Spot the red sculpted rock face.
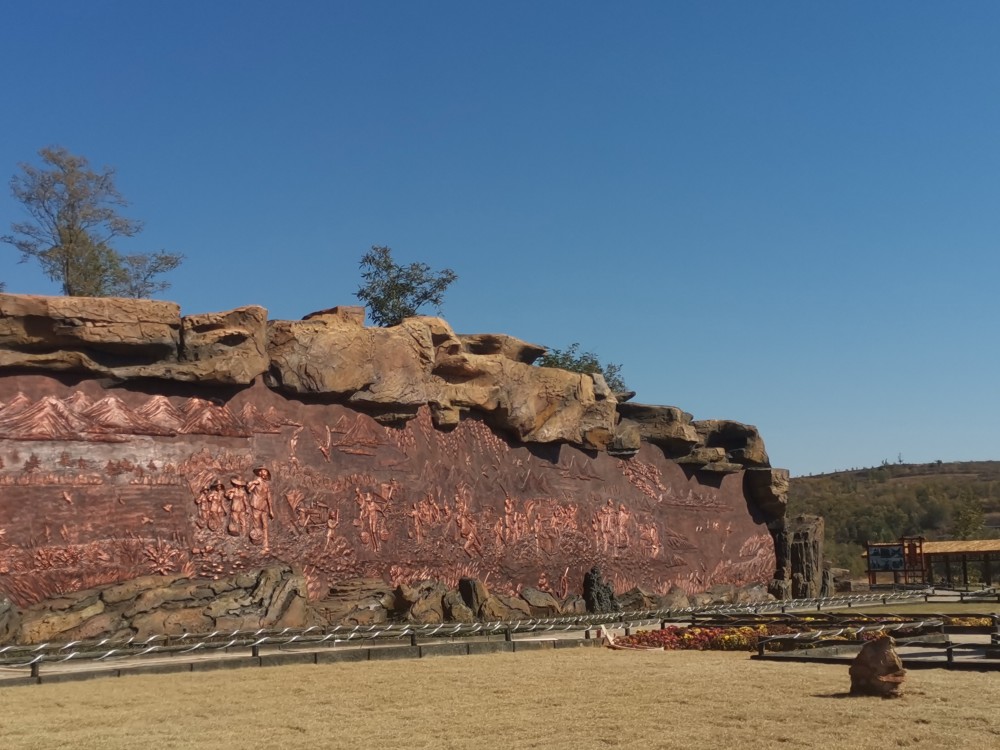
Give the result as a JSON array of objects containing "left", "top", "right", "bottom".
[{"left": 0, "top": 374, "right": 774, "bottom": 607}]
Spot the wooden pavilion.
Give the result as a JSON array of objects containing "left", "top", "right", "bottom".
[{"left": 865, "top": 536, "right": 1000, "bottom": 587}]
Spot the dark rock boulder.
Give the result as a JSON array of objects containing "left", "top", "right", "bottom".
[
  {"left": 693, "top": 420, "right": 770, "bottom": 468},
  {"left": 520, "top": 587, "right": 562, "bottom": 617},
  {"left": 560, "top": 595, "right": 588, "bottom": 616},
  {"left": 744, "top": 468, "right": 789, "bottom": 523},
  {"left": 443, "top": 590, "right": 476, "bottom": 623},
  {"left": 659, "top": 587, "right": 691, "bottom": 611},
  {"left": 316, "top": 577, "right": 396, "bottom": 625},
  {"left": 789, "top": 515, "right": 824, "bottom": 599},
  {"left": 583, "top": 566, "right": 620, "bottom": 613},
  {"left": 458, "top": 577, "right": 490, "bottom": 615},
  {"left": 398, "top": 580, "right": 449, "bottom": 624},
  {"left": 478, "top": 593, "right": 532, "bottom": 622},
  {"left": 0, "top": 597, "right": 22, "bottom": 645},
  {"left": 615, "top": 403, "right": 700, "bottom": 457},
  {"left": 12, "top": 565, "right": 312, "bottom": 644},
  {"left": 617, "top": 587, "right": 659, "bottom": 612}
]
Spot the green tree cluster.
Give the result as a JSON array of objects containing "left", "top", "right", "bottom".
[
  {"left": 788, "top": 460, "right": 999, "bottom": 572},
  {"left": 355, "top": 245, "right": 457, "bottom": 327},
  {"left": 537, "top": 343, "right": 628, "bottom": 393},
  {"left": 3, "top": 147, "right": 183, "bottom": 298}
]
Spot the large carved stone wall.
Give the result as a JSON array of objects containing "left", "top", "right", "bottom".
[{"left": 0, "top": 294, "right": 787, "bottom": 610}]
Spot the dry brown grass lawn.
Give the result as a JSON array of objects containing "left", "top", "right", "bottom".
[{"left": 1, "top": 648, "right": 998, "bottom": 749}]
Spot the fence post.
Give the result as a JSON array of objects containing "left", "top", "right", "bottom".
[
  {"left": 251, "top": 644, "right": 260, "bottom": 658},
  {"left": 504, "top": 627, "right": 513, "bottom": 643},
  {"left": 30, "top": 662, "right": 39, "bottom": 679},
  {"left": 409, "top": 632, "right": 418, "bottom": 647},
  {"left": 946, "top": 644, "right": 954, "bottom": 666}
]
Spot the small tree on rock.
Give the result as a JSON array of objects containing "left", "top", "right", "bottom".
[
  {"left": 2, "top": 146, "right": 183, "bottom": 298},
  {"left": 537, "top": 342, "right": 628, "bottom": 393},
  {"left": 356, "top": 245, "right": 457, "bottom": 326}
]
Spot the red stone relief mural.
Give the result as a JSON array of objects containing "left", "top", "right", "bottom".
[{"left": 0, "top": 373, "right": 774, "bottom": 607}]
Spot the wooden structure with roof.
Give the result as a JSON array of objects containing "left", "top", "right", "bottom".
[
  {"left": 921, "top": 539, "right": 1000, "bottom": 587},
  {"left": 866, "top": 536, "right": 1000, "bottom": 586}
]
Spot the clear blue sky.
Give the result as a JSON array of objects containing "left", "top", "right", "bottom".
[{"left": 1, "top": 1, "right": 998, "bottom": 477}]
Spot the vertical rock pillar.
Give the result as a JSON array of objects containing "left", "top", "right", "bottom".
[{"left": 789, "top": 515, "right": 825, "bottom": 599}]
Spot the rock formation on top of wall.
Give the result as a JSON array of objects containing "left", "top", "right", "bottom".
[{"left": 0, "top": 293, "right": 792, "bottom": 634}]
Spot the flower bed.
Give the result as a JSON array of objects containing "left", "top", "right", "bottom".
[{"left": 613, "top": 623, "right": 930, "bottom": 652}]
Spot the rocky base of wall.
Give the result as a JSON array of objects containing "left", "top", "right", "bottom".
[
  {"left": 2, "top": 566, "right": 312, "bottom": 644},
  {"left": 0, "top": 568, "right": 774, "bottom": 646}
]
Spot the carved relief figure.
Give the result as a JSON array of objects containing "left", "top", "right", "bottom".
[
  {"left": 205, "top": 480, "right": 226, "bottom": 532},
  {"left": 194, "top": 484, "right": 211, "bottom": 528},
  {"left": 354, "top": 487, "right": 389, "bottom": 552},
  {"left": 247, "top": 467, "right": 274, "bottom": 549},
  {"left": 453, "top": 483, "right": 482, "bottom": 558},
  {"left": 225, "top": 476, "right": 249, "bottom": 537}
]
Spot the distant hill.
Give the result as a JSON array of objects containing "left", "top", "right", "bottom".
[{"left": 788, "top": 460, "right": 1000, "bottom": 574}]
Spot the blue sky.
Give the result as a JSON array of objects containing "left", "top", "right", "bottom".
[{"left": 1, "top": 1, "right": 998, "bottom": 477}]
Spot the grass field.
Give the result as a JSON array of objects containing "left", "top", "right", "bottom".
[{"left": 1, "top": 647, "right": 997, "bottom": 749}]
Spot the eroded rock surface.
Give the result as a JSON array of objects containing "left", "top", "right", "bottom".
[
  {"left": 849, "top": 635, "right": 907, "bottom": 697},
  {"left": 9, "top": 565, "right": 310, "bottom": 644}
]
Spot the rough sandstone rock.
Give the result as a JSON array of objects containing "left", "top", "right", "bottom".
[
  {"left": 435, "top": 349, "right": 618, "bottom": 449},
  {"left": 458, "top": 578, "right": 490, "bottom": 615},
  {"left": 478, "top": 593, "right": 532, "bottom": 621},
  {"left": 17, "top": 599, "right": 106, "bottom": 644},
  {"left": 607, "top": 418, "right": 641, "bottom": 457},
  {"left": 0, "top": 294, "right": 781, "bottom": 463},
  {"left": 744, "top": 468, "right": 790, "bottom": 523},
  {"left": 442, "top": 590, "right": 476, "bottom": 623},
  {"left": 693, "top": 420, "right": 770, "bottom": 468},
  {"left": 0, "top": 293, "right": 180, "bottom": 369},
  {"left": 0, "top": 294, "right": 270, "bottom": 385},
  {"left": 849, "top": 635, "right": 907, "bottom": 697},
  {"left": 11, "top": 565, "right": 310, "bottom": 644},
  {"left": 560, "top": 595, "right": 588, "bottom": 616},
  {"left": 315, "top": 577, "right": 396, "bottom": 625},
  {"left": 0, "top": 597, "right": 22, "bottom": 645},
  {"left": 173, "top": 305, "right": 269, "bottom": 383},
  {"left": 659, "top": 587, "right": 691, "bottom": 611},
  {"left": 405, "top": 581, "right": 449, "bottom": 624},
  {"left": 617, "top": 587, "right": 659, "bottom": 611},
  {"left": 457, "top": 333, "right": 546, "bottom": 364},
  {"left": 789, "top": 515, "right": 825, "bottom": 599},
  {"left": 519, "top": 587, "right": 562, "bottom": 617},
  {"left": 266, "top": 315, "right": 436, "bottom": 411},
  {"left": 614, "top": 402, "right": 700, "bottom": 457}
]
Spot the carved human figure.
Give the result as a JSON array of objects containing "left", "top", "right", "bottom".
[
  {"left": 225, "top": 476, "right": 249, "bottom": 537},
  {"left": 247, "top": 467, "right": 274, "bottom": 549},
  {"left": 324, "top": 508, "right": 340, "bottom": 550},
  {"left": 616, "top": 503, "right": 631, "bottom": 549},
  {"left": 354, "top": 488, "right": 388, "bottom": 552},
  {"left": 205, "top": 480, "right": 226, "bottom": 532},
  {"left": 454, "top": 484, "right": 482, "bottom": 558},
  {"left": 194, "top": 485, "right": 211, "bottom": 528}
]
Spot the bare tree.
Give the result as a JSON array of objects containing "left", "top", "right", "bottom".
[{"left": 2, "top": 146, "right": 183, "bottom": 297}]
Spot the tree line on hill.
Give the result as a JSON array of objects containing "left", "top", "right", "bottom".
[{"left": 788, "top": 460, "right": 999, "bottom": 574}]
